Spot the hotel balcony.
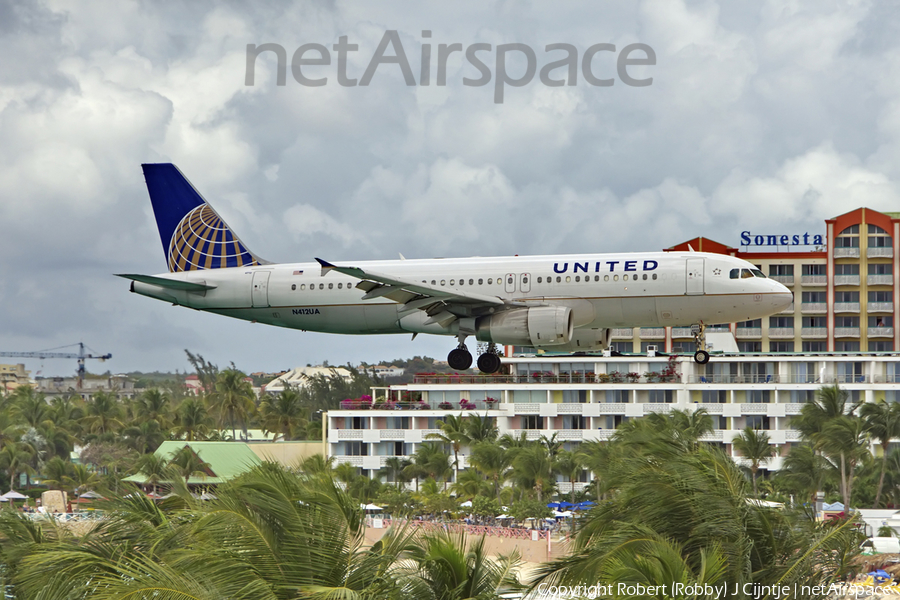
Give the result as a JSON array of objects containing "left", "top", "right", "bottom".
[
  {"left": 834, "top": 247, "right": 861, "bottom": 258},
  {"left": 611, "top": 328, "right": 633, "bottom": 338},
  {"left": 834, "top": 275, "right": 861, "bottom": 286},
  {"left": 800, "top": 327, "right": 828, "bottom": 339},
  {"left": 868, "top": 275, "right": 894, "bottom": 286},
  {"left": 735, "top": 327, "right": 762, "bottom": 339},
  {"left": 640, "top": 327, "right": 666, "bottom": 340},
  {"left": 800, "top": 275, "right": 827, "bottom": 286},
  {"left": 869, "top": 302, "right": 894, "bottom": 313},
  {"left": 834, "top": 302, "right": 860, "bottom": 313},
  {"left": 801, "top": 302, "right": 827, "bottom": 314},
  {"left": 770, "top": 275, "right": 794, "bottom": 286},
  {"left": 868, "top": 327, "right": 895, "bottom": 338},
  {"left": 672, "top": 327, "right": 693, "bottom": 338},
  {"left": 768, "top": 327, "right": 795, "bottom": 339},
  {"left": 834, "top": 327, "right": 861, "bottom": 338},
  {"left": 868, "top": 247, "right": 894, "bottom": 258}
]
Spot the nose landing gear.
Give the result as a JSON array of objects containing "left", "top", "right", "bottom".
[{"left": 691, "top": 323, "right": 710, "bottom": 364}]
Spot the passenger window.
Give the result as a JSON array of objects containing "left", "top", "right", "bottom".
[
  {"left": 450, "top": 280, "right": 455, "bottom": 286},
  {"left": 633, "top": 274, "right": 638, "bottom": 281},
  {"left": 319, "top": 284, "right": 324, "bottom": 290},
  {"left": 300, "top": 284, "right": 306, "bottom": 290},
  {"left": 487, "top": 278, "right": 492, "bottom": 284},
  {"left": 537, "top": 277, "right": 542, "bottom": 283},
  {"left": 556, "top": 276, "right": 561, "bottom": 283},
  {"left": 441, "top": 280, "right": 446, "bottom": 286},
  {"left": 595, "top": 275, "right": 600, "bottom": 282},
  {"left": 604, "top": 275, "right": 609, "bottom": 282},
  {"left": 614, "top": 275, "right": 619, "bottom": 281},
  {"left": 337, "top": 283, "right": 342, "bottom": 289},
  {"left": 291, "top": 284, "right": 296, "bottom": 291},
  {"left": 652, "top": 274, "right": 657, "bottom": 280},
  {"left": 523, "top": 276, "right": 529, "bottom": 284},
  {"left": 566, "top": 276, "right": 571, "bottom": 283},
  {"left": 642, "top": 274, "right": 647, "bottom": 280},
  {"left": 469, "top": 279, "right": 473, "bottom": 285},
  {"left": 730, "top": 269, "right": 740, "bottom": 279},
  {"left": 478, "top": 278, "right": 483, "bottom": 285},
  {"left": 575, "top": 276, "right": 580, "bottom": 282},
  {"left": 328, "top": 283, "right": 333, "bottom": 289},
  {"left": 507, "top": 277, "right": 513, "bottom": 284}
]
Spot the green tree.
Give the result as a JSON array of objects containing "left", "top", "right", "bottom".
[
  {"left": 208, "top": 369, "right": 256, "bottom": 441},
  {"left": 818, "top": 416, "right": 869, "bottom": 509},
  {"left": 511, "top": 443, "right": 553, "bottom": 502},
  {"left": 81, "top": 390, "right": 124, "bottom": 437},
  {"left": 426, "top": 414, "right": 471, "bottom": 482},
  {"left": 731, "top": 426, "right": 778, "bottom": 496},
  {"left": 554, "top": 449, "right": 585, "bottom": 504},
  {"left": 258, "top": 386, "right": 307, "bottom": 441},
  {"left": 175, "top": 396, "right": 212, "bottom": 441},
  {"left": 860, "top": 399, "right": 900, "bottom": 507}
]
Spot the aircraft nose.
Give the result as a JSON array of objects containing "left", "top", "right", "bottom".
[{"left": 771, "top": 281, "right": 793, "bottom": 310}]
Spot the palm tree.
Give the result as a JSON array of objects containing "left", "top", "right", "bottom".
[
  {"left": 732, "top": 426, "right": 778, "bottom": 496},
  {"left": 467, "top": 441, "right": 512, "bottom": 499},
  {"left": 169, "top": 445, "right": 212, "bottom": 487},
  {"left": 379, "top": 456, "right": 412, "bottom": 490},
  {"left": 794, "top": 384, "right": 854, "bottom": 444},
  {"left": 554, "top": 449, "right": 584, "bottom": 504},
  {"left": 450, "top": 468, "right": 488, "bottom": 500},
  {"left": 779, "top": 443, "right": 834, "bottom": 503},
  {"left": 258, "top": 386, "right": 307, "bottom": 441},
  {"left": 412, "top": 443, "right": 452, "bottom": 490},
  {"left": 208, "top": 369, "right": 256, "bottom": 440},
  {"left": 81, "top": 390, "right": 124, "bottom": 437},
  {"left": 818, "top": 416, "right": 869, "bottom": 508},
  {"left": 465, "top": 413, "right": 498, "bottom": 443},
  {"left": 860, "top": 399, "right": 900, "bottom": 507},
  {"left": 511, "top": 443, "right": 553, "bottom": 502},
  {"left": 175, "top": 397, "right": 212, "bottom": 441},
  {"left": 132, "top": 389, "right": 172, "bottom": 429},
  {"left": 426, "top": 414, "right": 470, "bottom": 483},
  {"left": 63, "top": 463, "right": 102, "bottom": 496},
  {"left": 0, "top": 442, "right": 33, "bottom": 491},
  {"left": 135, "top": 452, "right": 170, "bottom": 495}
]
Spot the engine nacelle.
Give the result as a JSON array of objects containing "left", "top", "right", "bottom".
[
  {"left": 545, "top": 328, "right": 611, "bottom": 352},
  {"left": 476, "top": 306, "right": 573, "bottom": 347}
]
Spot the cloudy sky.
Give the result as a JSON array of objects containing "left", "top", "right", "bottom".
[{"left": 2, "top": 0, "right": 899, "bottom": 377}]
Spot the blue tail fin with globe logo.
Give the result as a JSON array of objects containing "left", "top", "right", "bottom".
[{"left": 141, "top": 163, "right": 266, "bottom": 272}]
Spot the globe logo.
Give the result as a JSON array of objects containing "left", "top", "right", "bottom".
[{"left": 167, "top": 205, "right": 258, "bottom": 272}]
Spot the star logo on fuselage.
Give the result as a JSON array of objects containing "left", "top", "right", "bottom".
[{"left": 712, "top": 268, "right": 722, "bottom": 276}]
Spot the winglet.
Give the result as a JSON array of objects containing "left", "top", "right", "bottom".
[{"left": 315, "top": 257, "right": 336, "bottom": 277}]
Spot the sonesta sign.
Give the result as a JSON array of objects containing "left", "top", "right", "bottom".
[{"left": 740, "top": 231, "right": 824, "bottom": 248}]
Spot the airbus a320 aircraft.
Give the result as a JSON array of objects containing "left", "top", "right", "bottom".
[{"left": 119, "top": 164, "right": 792, "bottom": 372}]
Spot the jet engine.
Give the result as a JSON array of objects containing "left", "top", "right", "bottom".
[
  {"left": 476, "top": 306, "right": 573, "bottom": 347},
  {"left": 547, "top": 327, "right": 612, "bottom": 352}
]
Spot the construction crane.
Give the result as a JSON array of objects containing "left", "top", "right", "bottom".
[{"left": 0, "top": 342, "right": 112, "bottom": 389}]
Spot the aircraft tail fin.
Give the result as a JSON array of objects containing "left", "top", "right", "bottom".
[{"left": 141, "top": 163, "right": 267, "bottom": 272}]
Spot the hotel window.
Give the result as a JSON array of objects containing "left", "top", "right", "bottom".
[
  {"left": 738, "top": 319, "right": 762, "bottom": 328},
  {"left": 835, "top": 316, "right": 860, "bottom": 327},
  {"left": 790, "top": 390, "right": 817, "bottom": 403},
  {"left": 868, "top": 224, "right": 892, "bottom": 247},
  {"left": 802, "top": 291, "right": 826, "bottom": 303},
  {"left": 610, "top": 341, "right": 631, "bottom": 353},
  {"left": 648, "top": 389, "right": 674, "bottom": 403},
  {"left": 748, "top": 389, "right": 771, "bottom": 403},
  {"left": 702, "top": 390, "right": 727, "bottom": 403},
  {"left": 870, "top": 291, "right": 892, "bottom": 303},
  {"left": 674, "top": 341, "right": 697, "bottom": 353},
  {"left": 869, "top": 316, "right": 893, "bottom": 327},
  {"left": 802, "top": 341, "right": 826, "bottom": 352},
  {"left": 869, "top": 263, "right": 892, "bottom": 275},
  {"left": 562, "top": 390, "right": 588, "bottom": 403},
  {"left": 745, "top": 415, "right": 770, "bottom": 429},
  {"left": 769, "top": 264, "right": 793, "bottom": 277},
  {"left": 870, "top": 341, "right": 894, "bottom": 352},
  {"left": 835, "top": 341, "right": 860, "bottom": 351},
  {"left": 802, "top": 316, "right": 826, "bottom": 328},
  {"left": 769, "top": 316, "right": 794, "bottom": 328},
  {"left": 523, "top": 415, "right": 544, "bottom": 430},
  {"left": 835, "top": 225, "right": 860, "bottom": 247},
  {"left": 738, "top": 342, "right": 762, "bottom": 352},
  {"left": 834, "top": 291, "right": 860, "bottom": 303},
  {"left": 834, "top": 264, "right": 859, "bottom": 275},
  {"left": 802, "top": 264, "right": 826, "bottom": 276},
  {"left": 605, "top": 390, "right": 630, "bottom": 403},
  {"left": 769, "top": 341, "right": 794, "bottom": 353},
  {"left": 562, "top": 415, "right": 587, "bottom": 429}
]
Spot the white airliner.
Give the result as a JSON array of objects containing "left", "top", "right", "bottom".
[{"left": 119, "top": 164, "right": 792, "bottom": 372}]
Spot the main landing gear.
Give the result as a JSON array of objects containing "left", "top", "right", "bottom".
[
  {"left": 691, "top": 322, "right": 710, "bottom": 364},
  {"left": 446, "top": 337, "right": 502, "bottom": 374}
]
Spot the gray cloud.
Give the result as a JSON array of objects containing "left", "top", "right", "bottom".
[{"left": 2, "top": 0, "right": 900, "bottom": 376}]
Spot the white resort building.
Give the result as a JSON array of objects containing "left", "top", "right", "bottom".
[{"left": 327, "top": 351, "right": 900, "bottom": 492}]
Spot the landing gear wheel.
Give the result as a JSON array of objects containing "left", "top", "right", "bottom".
[
  {"left": 477, "top": 352, "right": 502, "bottom": 374},
  {"left": 448, "top": 348, "right": 473, "bottom": 370},
  {"left": 694, "top": 350, "right": 710, "bottom": 364}
]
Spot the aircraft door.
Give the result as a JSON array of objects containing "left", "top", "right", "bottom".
[
  {"left": 520, "top": 273, "right": 531, "bottom": 293},
  {"left": 251, "top": 270, "right": 271, "bottom": 307},
  {"left": 686, "top": 258, "right": 704, "bottom": 295},
  {"left": 505, "top": 273, "right": 516, "bottom": 293}
]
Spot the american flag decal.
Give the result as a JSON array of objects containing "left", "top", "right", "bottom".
[{"left": 293, "top": 270, "right": 304, "bottom": 275}]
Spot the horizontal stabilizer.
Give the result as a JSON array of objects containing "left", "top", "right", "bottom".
[{"left": 115, "top": 274, "right": 216, "bottom": 292}]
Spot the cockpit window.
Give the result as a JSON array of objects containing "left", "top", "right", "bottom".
[
  {"left": 730, "top": 269, "right": 740, "bottom": 279},
  {"left": 751, "top": 269, "right": 765, "bottom": 278},
  {"left": 741, "top": 269, "right": 754, "bottom": 279}
]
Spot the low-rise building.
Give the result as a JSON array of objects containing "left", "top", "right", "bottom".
[
  {"left": 35, "top": 374, "right": 136, "bottom": 400},
  {"left": 327, "top": 351, "right": 900, "bottom": 492},
  {"left": 1, "top": 363, "right": 32, "bottom": 393}
]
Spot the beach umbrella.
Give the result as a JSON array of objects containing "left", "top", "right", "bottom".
[
  {"left": 546, "top": 502, "right": 561, "bottom": 509},
  {"left": 574, "top": 501, "right": 595, "bottom": 510},
  {"left": 460, "top": 500, "right": 473, "bottom": 507},
  {"left": 361, "top": 503, "right": 383, "bottom": 511},
  {"left": 558, "top": 501, "right": 575, "bottom": 508},
  {"left": 1, "top": 491, "right": 27, "bottom": 500},
  {"left": 78, "top": 490, "right": 104, "bottom": 500}
]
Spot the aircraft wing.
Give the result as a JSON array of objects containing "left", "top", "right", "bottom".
[{"left": 315, "top": 258, "right": 529, "bottom": 321}]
